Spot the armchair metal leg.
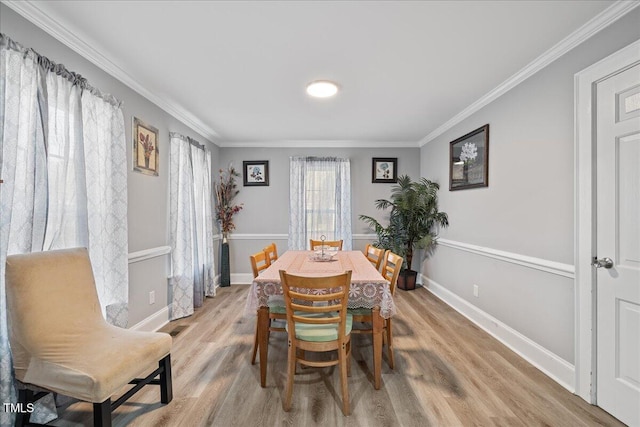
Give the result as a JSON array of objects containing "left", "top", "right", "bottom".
[
  {"left": 159, "top": 355, "right": 173, "bottom": 404},
  {"left": 93, "top": 399, "right": 111, "bottom": 427},
  {"left": 15, "top": 389, "right": 32, "bottom": 427}
]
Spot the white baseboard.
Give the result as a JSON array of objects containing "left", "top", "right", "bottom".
[
  {"left": 422, "top": 275, "right": 575, "bottom": 393},
  {"left": 231, "top": 273, "right": 253, "bottom": 285},
  {"left": 129, "top": 306, "right": 169, "bottom": 332}
]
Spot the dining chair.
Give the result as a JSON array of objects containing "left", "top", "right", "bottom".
[
  {"left": 263, "top": 242, "right": 278, "bottom": 264},
  {"left": 5, "top": 248, "right": 172, "bottom": 427},
  {"left": 250, "top": 250, "right": 286, "bottom": 365},
  {"left": 364, "top": 243, "right": 385, "bottom": 270},
  {"left": 309, "top": 239, "right": 343, "bottom": 251},
  {"left": 279, "top": 269, "right": 353, "bottom": 416},
  {"left": 349, "top": 250, "right": 403, "bottom": 369}
]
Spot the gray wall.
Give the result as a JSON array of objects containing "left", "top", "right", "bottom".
[
  {"left": 218, "top": 147, "right": 420, "bottom": 280},
  {"left": 1, "top": 5, "right": 221, "bottom": 327},
  {"left": 419, "top": 9, "right": 640, "bottom": 363}
]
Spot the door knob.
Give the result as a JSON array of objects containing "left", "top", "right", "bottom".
[{"left": 592, "top": 257, "right": 614, "bottom": 269}]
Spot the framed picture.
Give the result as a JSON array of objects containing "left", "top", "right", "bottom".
[
  {"left": 243, "top": 160, "right": 269, "bottom": 186},
  {"left": 372, "top": 158, "right": 398, "bottom": 183},
  {"left": 133, "top": 117, "right": 159, "bottom": 176},
  {"left": 449, "top": 124, "right": 489, "bottom": 191}
]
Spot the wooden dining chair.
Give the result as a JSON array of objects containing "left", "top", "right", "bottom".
[
  {"left": 364, "top": 243, "right": 385, "bottom": 270},
  {"left": 279, "top": 269, "right": 353, "bottom": 415},
  {"left": 309, "top": 239, "right": 343, "bottom": 251},
  {"left": 263, "top": 242, "right": 278, "bottom": 264},
  {"left": 349, "top": 250, "right": 403, "bottom": 369},
  {"left": 249, "top": 250, "right": 286, "bottom": 365}
]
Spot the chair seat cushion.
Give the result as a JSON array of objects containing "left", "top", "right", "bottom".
[
  {"left": 268, "top": 301, "right": 287, "bottom": 314},
  {"left": 347, "top": 307, "right": 373, "bottom": 316},
  {"left": 19, "top": 324, "right": 171, "bottom": 403},
  {"left": 286, "top": 312, "right": 353, "bottom": 342}
]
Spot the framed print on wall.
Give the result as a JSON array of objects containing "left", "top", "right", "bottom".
[
  {"left": 133, "top": 117, "right": 159, "bottom": 176},
  {"left": 449, "top": 124, "right": 489, "bottom": 191},
  {"left": 243, "top": 160, "right": 269, "bottom": 186},
  {"left": 372, "top": 158, "right": 398, "bottom": 183}
]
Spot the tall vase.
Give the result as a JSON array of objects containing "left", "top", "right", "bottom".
[{"left": 220, "top": 234, "right": 231, "bottom": 287}]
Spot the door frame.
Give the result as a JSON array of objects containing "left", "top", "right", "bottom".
[{"left": 574, "top": 39, "right": 640, "bottom": 403}]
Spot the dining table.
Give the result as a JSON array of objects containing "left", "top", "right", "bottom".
[{"left": 244, "top": 250, "right": 396, "bottom": 390}]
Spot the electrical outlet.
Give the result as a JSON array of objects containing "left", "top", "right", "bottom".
[
  {"left": 473, "top": 285, "right": 479, "bottom": 297},
  {"left": 149, "top": 290, "right": 155, "bottom": 305}
]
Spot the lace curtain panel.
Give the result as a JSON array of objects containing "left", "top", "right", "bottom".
[
  {"left": 0, "top": 34, "right": 128, "bottom": 425},
  {"left": 288, "top": 156, "right": 353, "bottom": 250},
  {"left": 169, "top": 134, "right": 215, "bottom": 321}
]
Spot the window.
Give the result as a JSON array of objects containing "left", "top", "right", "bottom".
[{"left": 289, "top": 157, "right": 352, "bottom": 250}]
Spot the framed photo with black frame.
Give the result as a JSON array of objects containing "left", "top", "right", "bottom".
[
  {"left": 449, "top": 124, "right": 489, "bottom": 191},
  {"left": 372, "top": 157, "right": 398, "bottom": 183},
  {"left": 243, "top": 160, "right": 269, "bottom": 186}
]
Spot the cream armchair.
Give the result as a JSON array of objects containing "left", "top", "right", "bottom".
[{"left": 5, "top": 248, "right": 173, "bottom": 427}]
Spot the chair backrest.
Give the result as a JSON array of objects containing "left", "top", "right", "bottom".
[
  {"left": 381, "top": 251, "right": 403, "bottom": 295},
  {"left": 263, "top": 242, "right": 278, "bottom": 264},
  {"left": 279, "top": 270, "right": 352, "bottom": 341},
  {"left": 364, "top": 244, "right": 385, "bottom": 270},
  {"left": 250, "top": 250, "right": 271, "bottom": 278},
  {"left": 5, "top": 248, "right": 106, "bottom": 373},
  {"left": 310, "top": 239, "right": 343, "bottom": 251}
]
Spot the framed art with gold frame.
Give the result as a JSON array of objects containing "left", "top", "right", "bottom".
[{"left": 133, "top": 117, "right": 159, "bottom": 176}]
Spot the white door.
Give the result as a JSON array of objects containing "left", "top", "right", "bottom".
[{"left": 596, "top": 62, "right": 640, "bottom": 426}]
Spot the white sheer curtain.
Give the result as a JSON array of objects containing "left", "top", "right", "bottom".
[
  {"left": 0, "top": 37, "right": 46, "bottom": 427},
  {"left": 288, "top": 157, "right": 352, "bottom": 250},
  {"left": 81, "top": 88, "right": 129, "bottom": 325},
  {"left": 0, "top": 34, "right": 129, "bottom": 425},
  {"left": 169, "top": 133, "right": 215, "bottom": 320}
]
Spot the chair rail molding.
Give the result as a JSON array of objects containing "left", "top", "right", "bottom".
[
  {"left": 437, "top": 239, "right": 574, "bottom": 279},
  {"left": 128, "top": 246, "right": 172, "bottom": 264},
  {"left": 225, "top": 233, "right": 377, "bottom": 241}
]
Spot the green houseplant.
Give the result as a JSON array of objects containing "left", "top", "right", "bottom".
[{"left": 360, "top": 175, "right": 449, "bottom": 290}]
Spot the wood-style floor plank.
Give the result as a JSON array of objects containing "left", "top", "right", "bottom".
[{"left": 48, "top": 286, "right": 623, "bottom": 426}]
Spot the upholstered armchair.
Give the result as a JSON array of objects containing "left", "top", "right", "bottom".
[{"left": 5, "top": 248, "right": 173, "bottom": 427}]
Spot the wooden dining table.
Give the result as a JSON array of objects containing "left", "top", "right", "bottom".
[{"left": 244, "top": 250, "right": 396, "bottom": 390}]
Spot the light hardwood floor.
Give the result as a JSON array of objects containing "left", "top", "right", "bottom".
[{"left": 50, "top": 286, "right": 623, "bottom": 426}]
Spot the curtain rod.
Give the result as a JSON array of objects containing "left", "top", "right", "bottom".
[
  {"left": 169, "top": 132, "right": 204, "bottom": 150},
  {"left": 0, "top": 32, "right": 123, "bottom": 108}
]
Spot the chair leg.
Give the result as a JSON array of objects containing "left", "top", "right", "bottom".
[
  {"left": 159, "top": 355, "right": 173, "bottom": 403},
  {"left": 339, "top": 341, "right": 350, "bottom": 416},
  {"left": 251, "top": 319, "right": 259, "bottom": 365},
  {"left": 15, "top": 389, "right": 32, "bottom": 427},
  {"left": 386, "top": 319, "right": 395, "bottom": 369},
  {"left": 346, "top": 340, "right": 352, "bottom": 377},
  {"left": 93, "top": 399, "right": 111, "bottom": 427},
  {"left": 283, "top": 339, "right": 296, "bottom": 412}
]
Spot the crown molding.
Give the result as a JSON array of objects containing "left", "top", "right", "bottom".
[
  {"left": 418, "top": 0, "right": 640, "bottom": 147},
  {"left": 216, "top": 139, "right": 419, "bottom": 148},
  {"left": 2, "top": 0, "right": 222, "bottom": 143}
]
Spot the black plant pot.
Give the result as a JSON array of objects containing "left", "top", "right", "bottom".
[
  {"left": 220, "top": 238, "right": 231, "bottom": 287},
  {"left": 397, "top": 269, "right": 417, "bottom": 291}
]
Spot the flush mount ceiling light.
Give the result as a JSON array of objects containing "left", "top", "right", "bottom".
[{"left": 306, "top": 80, "right": 339, "bottom": 98}]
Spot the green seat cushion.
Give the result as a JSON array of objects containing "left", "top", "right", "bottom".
[
  {"left": 286, "top": 312, "right": 353, "bottom": 342},
  {"left": 347, "top": 307, "right": 373, "bottom": 316},
  {"left": 267, "top": 301, "right": 286, "bottom": 314}
]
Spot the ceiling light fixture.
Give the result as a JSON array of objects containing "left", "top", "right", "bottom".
[{"left": 306, "top": 80, "right": 339, "bottom": 98}]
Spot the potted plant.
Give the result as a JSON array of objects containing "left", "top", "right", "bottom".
[
  {"left": 360, "top": 175, "right": 449, "bottom": 290},
  {"left": 215, "top": 164, "right": 243, "bottom": 287}
]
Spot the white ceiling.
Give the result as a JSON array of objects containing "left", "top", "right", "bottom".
[{"left": 6, "top": 1, "right": 624, "bottom": 146}]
